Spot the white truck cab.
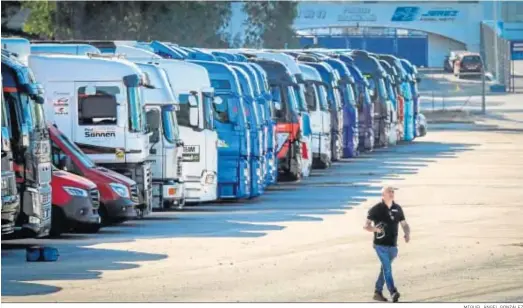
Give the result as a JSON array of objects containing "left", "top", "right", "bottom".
[
  {"left": 298, "top": 63, "right": 332, "bottom": 168},
  {"left": 134, "top": 63, "right": 186, "bottom": 210},
  {"left": 163, "top": 60, "right": 218, "bottom": 203},
  {"left": 116, "top": 45, "right": 218, "bottom": 203},
  {"left": 30, "top": 43, "right": 101, "bottom": 56},
  {"left": 28, "top": 53, "right": 154, "bottom": 216}
]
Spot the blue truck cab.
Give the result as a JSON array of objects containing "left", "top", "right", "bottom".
[
  {"left": 323, "top": 58, "right": 359, "bottom": 158},
  {"left": 250, "top": 58, "right": 302, "bottom": 181},
  {"left": 377, "top": 55, "right": 414, "bottom": 142},
  {"left": 378, "top": 60, "right": 400, "bottom": 145},
  {"left": 297, "top": 59, "right": 344, "bottom": 162},
  {"left": 188, "top": 60, "right": 251, "bottom": 200},
  {"left": 338, "top": 55, "right": 375, "bottom": 152},
  {"left": 399, "top": 59, "right": 422, "bottom": 138},
  {"left": 230, "top": 62, "right": 272, "bottom": 188},
  {"left": 350, "top": 51, "right": 394, "bottom": 148},
  {"left": 246, "top": 62, "right": 278, "bottom": 186},
  {"left": 229, "top": 65, "right": 264, "bottom": 198}
]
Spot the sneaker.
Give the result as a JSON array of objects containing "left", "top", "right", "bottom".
[
  {"left": 392, "top": 291, "right": 401, "bottom": 303},
  {"left": 373, "top": 291, "right": 388, "bottom": 302}
]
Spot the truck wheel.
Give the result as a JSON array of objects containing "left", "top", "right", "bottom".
[
  {"left": 98, "top": 205, "right": 110, "bottom": 226},
  {"left": 49, "top": 206, "right": 66, "bottom": 238}
]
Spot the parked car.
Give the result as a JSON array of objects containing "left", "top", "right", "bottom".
[{"left": 454, "top": 52, "right": 483, "bottom": 79}]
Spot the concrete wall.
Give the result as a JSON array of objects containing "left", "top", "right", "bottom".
[{"left": 428, "top": 33, "right": 467, "bottom": 68}]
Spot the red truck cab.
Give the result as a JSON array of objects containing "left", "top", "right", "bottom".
[
  {"left": 51, "top": 167, "right": 100, "bottom": 236},
  {"left": 48, "top": 124, "right": 139, "bottom": 224}
]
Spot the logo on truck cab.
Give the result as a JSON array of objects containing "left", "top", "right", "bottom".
[
  {"left": 84, "top": 128, "right": 116, "bottom": 138},
  {"left": 182, "top": 145, "right": 200, "bottom": 162}
]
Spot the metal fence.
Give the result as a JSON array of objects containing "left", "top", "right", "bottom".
[{"left": 480, "top": 22, "right": 512, "bottom": 91}]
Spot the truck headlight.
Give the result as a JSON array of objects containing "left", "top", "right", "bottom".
[
  {"left": 63, "top": 186, "right": 88, "bottom": 197},
  {"left": 205, "top": 174, "right": 215, "bottom": 185},
  {"left": 110, "top": 183, "right": 130, "bottom": 198}
]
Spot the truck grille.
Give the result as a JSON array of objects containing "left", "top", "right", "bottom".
[
  {"left": 130, "top": 184, "right": 140, "bottom": 203},
  {"left": 144, "top": 164, "right": 153, "bottom": 208},
  {"left": 1, "top": 172, "right": 16, "bottom": 197},
  {"left": 176, "top": 159, "right": 183, "bottom": 178},
  {"left": 89, "top": 189, "right": 100, "bottom": 209}
]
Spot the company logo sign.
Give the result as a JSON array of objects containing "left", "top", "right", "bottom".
[
  {"left": 338, "top": 7, "right": 377, "bottom": 22},
  {"left": 391, "top": 7, "right": 420, "bottom": 22},
  {"left": 391, "top": 7, "right": 459, "bottom": 22},
  {"left": 420, "top": 8, "right": 459, "bottom": 21}
]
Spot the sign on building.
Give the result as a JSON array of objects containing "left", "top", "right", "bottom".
[{"left": 510, "top": 41, "right": 523, "bottom": 60}]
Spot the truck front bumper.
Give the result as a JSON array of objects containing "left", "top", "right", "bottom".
[
  {"left": 152, "top": 180, "right": 185, "bottom": 209},
  {"left": 59, "top": 196, "right": 101, "bottom": 227},
  {"left": 2, "top": 195, "right": 19, "bottom": 234}
]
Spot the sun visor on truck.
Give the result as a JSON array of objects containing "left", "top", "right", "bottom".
[{"left": 79, "top": 95, "right": 117, "bottom": 119}]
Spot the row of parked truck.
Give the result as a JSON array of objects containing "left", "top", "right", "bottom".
[{"left": 1, "top": 38, "right": 427, "bottom": 238}]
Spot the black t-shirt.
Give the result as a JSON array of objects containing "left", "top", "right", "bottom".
[{"left": 367, "top": 201, "right": 406, "bottom": 247}]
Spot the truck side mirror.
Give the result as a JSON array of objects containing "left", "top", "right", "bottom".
[
  {"left": 188, "top": 95, "right": 198, "bottom": 107},
  {"left": 273, "top": 101, "right": 282, "bottom": 111},
  {"left": 213, "top": 96, "right": 223, "bottom": 105},
  {"left": 189, "top": 106, "right": 199, "bottom": 128}
]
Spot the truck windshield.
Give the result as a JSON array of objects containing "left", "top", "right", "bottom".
[
  {"left": 341, "top": 83, "right": 357, "bottom": 107},
  {"left": 294, "top": 84, "right": 308, "bottom": 112},
  {"left": 377, "top": 78, "right": 388, "bottom": 100},
  {"left": 317, "top": 85, "right": 329, "bottom": 112},
  {"left": 401, "top": 82, "right": 412, "bottom": 100},
  {"left": 270, "top": 85, "right": 287, "bottom": 122},
  {"left": 202, "top": 92, "right": 215, "bottom": 130},
  {"left": 213, "top": 93, "right": 232, "bottom": 124},
  {"left": 286, "top": 86, "right": 299, "bottom": 113},
  {"left": 386, "top": 81, "right": 396, "bottom": 104},
  {"left": 57, "top": 131, "right": 96, "bottom": 168},
  {"left": 176, "top": 93, "right": 196, "bottom": 127},
  {"left": 9, "top": 91, "right": 46, "bottom": 134},
  {"left": 161, "top": 106, "right": 180, "bottom": 143},
  {"left": 127, "top": 86, "right": 146, "bottom": 133},
  {"left": 304, "top": 83, "right": 318, "bottom": 111}
]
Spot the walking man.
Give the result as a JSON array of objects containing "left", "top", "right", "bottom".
[{"left": 364, "top": 185, "right": 410, "bottom": 302}]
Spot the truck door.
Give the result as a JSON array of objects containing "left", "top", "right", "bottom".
[
  {"left": 73, "top": 82, "right": 126, "bottom": 162},
  {"left": 145, "top": 106, "right": 164, "bottom": 181}
]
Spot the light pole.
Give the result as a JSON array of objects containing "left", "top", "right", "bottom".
[{"left": 494, "top": 0, "right": 500, "bottom": 82}]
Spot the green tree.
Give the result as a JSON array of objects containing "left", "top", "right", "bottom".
[
  {"left": 242, "top": 1, "right": 299, "bottom": 49},
  {"left": 20, "top": 1, "right": 232, "bottom": 46}
]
